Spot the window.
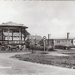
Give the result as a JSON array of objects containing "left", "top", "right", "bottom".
[{"left": 57, "top": 40, "right": 60, "bottom": 43}]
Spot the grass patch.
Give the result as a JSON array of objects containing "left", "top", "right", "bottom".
[
  {"left": 62, "top": 53, "right": 75, "bottom": 55},
  {"left": 12, "top": 52, "right": 75, "bottom": 69}
]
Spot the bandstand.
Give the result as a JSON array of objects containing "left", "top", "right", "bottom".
[{"left": 0, "top": 21, "right": 29, "bottom": 50}]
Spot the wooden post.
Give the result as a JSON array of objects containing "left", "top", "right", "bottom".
[
  {"left": 2, "top": 29, "right": 3, "bottom": 45},
  {"left": 24, "top": 28, "right": 25, "bottom": 50},
  {"left": 8, "top": 27, "right": 9, "bottom": 50},
  {"left": 24, "top": 28, "right": 25, "bottom": 41},
  {"left": 19, "top": 28, "right": 21, "bottom": 49},
  {"left": 21, "top": 28, "right": 22, "bottom": 41},
  {"left": 2, "top": 29, "right": 3, "bottom": 41},
  {"left": 12, "top": 31, "right": 13, "bottom": 41},
  {"left": 21, "top": 28, "right": 22, "bottom": 50}
]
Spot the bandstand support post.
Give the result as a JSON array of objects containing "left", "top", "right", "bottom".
[
  {"left": 8, "top": 27, "right": 9, "bottom": 50},
  {"left": 21, "top": 28, "right": 22, "bottom": 41},
  {"left": 21, "top": 28, "right": 22, "bottom": 50},
  {"left": 2, "top": 29, "right": 3, "bottom": 45},
  {"left": 12, "top": 31, "right": 13, "bottom": 41},
  {"left": 24, "top": 28, "right": 26, "bottom": 50},
  {"left": 19, "top": 28, "right": 21, "bottom": 50},
  {"left": 24, "top": 28, "right": 25, "bottom": 41}
]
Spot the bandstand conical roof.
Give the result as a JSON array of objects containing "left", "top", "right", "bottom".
[{"left": 0, "top": 21, "right": 28, "bottom": 28}]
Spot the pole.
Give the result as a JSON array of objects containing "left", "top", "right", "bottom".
[
  {"left": 19, "top": 28, "right": 21, "bottom": 50},
  {"left": 43, "top": 36, "right": 46, "bottom": 51},
  {"left": 24, "top": 28, "right": 25, "bottom": 50},
  {"left": 12, "top": 31, "right": 13, "bottom": 41},
  {"left": 21, "top": 28, "right": 22, "bottom": 41},
  {"left": 2, "top": 29, "right": 3, "bottom": 45},
  {"left": 44, "top": 40, "right": 45, "bottom": 51},
  {"left": 8, "top": 27, "right": 9, "bottom": 50}
]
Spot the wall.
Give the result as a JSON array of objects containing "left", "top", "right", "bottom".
[{"left": 54, "top": 39, "right": 73, "bottom": 46}]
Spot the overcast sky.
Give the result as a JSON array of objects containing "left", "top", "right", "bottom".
[{"left": 0, "top": 1, "right": 75, "bottom": 38}]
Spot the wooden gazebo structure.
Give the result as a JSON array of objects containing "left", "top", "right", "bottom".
[{"left": 0, "top": 21, "right": 29, "bottom": 49}]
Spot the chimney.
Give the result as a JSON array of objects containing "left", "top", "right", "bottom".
[
  {"left": 48, "top": 34, "right": 51, "bottom": 45},
  {"left": 67, "top": 32, "right": 69, "bottom": 39},
  {"left": 48, "top": 34, "right": 51, "bottom": 39}
]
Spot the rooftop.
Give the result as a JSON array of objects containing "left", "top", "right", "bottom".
[{"left": 0, "top": 21, "right": 28, "bottom": 28}]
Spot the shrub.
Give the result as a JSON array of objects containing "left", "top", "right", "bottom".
[
  {"left": 40, "top": 51, "right": 49, "bottom": 54},
  {"left": 15, "top": 55, "right": 21, "bottom": 58},
  {"left": 46, "top": 45, "right": 53, "bottom": 51}
]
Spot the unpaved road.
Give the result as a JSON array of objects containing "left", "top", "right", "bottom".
[{"left": 0, "top": 52, "right": 75, "bottom": 75}]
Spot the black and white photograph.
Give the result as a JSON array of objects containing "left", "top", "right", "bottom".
[{"left": 0, "top": 0, "right": 75, "bottom": 75}]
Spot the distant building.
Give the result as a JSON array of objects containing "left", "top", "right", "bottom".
[{"left": 46, "top": 39, "right": 73, "bottom": 46}]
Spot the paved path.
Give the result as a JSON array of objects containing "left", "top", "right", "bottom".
[{"left": 0, "top": 52, "right": 75, "bottom": 75}]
